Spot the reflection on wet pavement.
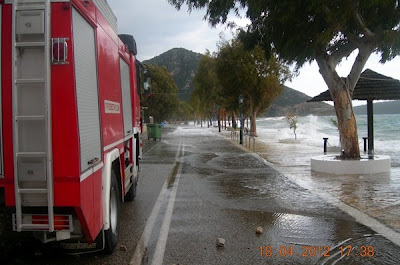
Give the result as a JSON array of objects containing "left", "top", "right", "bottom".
[
  {"left": 219, "top": 126, "right": 400, "bottom": 236},
  {"left": 165, "top": 126, "right": 400, "bottom": 264}
]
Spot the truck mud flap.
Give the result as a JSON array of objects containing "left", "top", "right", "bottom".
[{"left": 50, "top": 230, "right": 105, "bottom": 255}]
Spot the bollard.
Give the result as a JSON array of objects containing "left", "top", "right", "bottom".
[
  {"left": 323, "top": 138, "right": 329, "bottom": 153},
  {"left": 363, "top": 137, "right": 368, "bottom": 152}
]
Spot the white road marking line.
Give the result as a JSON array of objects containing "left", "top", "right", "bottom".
[
  {"left": 130, "top": 142, "right": 182, "bottom": 265},
  {"left": 151, "top": 145, "right": 184, "bottom": 265},
  {"left": 251, "top": 153, "right": 400, "bottom": 247}
]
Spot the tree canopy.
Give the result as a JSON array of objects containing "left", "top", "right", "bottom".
[
  {"left": 191, "top": 51, "right": 222, "bottom": 124},
  {"left": 216, "top": 39, "right": 290, "bottom": 136},
  {"left": 169, "top": 0, "right": 400, "bottom": 158},
  {"left": 142, "top": 65, "right": 180, "bottom": 123},
  {"left": 190, "top": 38, "right": 290, "bottom": 135},
  {"left": 169, "top": 1, "right": 400, "bottom": 65}
]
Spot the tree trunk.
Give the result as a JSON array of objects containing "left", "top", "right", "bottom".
[
  {"left": 332, "top": 86, "right": 360, "bottom": 159},
  {"left": 224, "top": 111, "right": 227, "bottom": 130},
  {"left": 218, "top": 109, "right": 221, "bottom": 133},
  {"left": 232, "top": 111, "right": 237, "bottom": 129},
  {"left": 316, "top": 49, "right": 372, "bottom": 160},
  {"left": 250, "top": 110, "right": 258, "bottom": 137}
]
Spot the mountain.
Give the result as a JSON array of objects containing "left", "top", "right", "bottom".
[
  {"left": 353, "top": 100, "right": 400, "bottom": 115},
  {"left": 265, "top": 86, "right": 335, "bottom": 117},
  {"left": 143, "top": 48, "right": 201, "bottom": 102},
  {"left": 145, "top": 48, "right": 335, "bottom": 116}
]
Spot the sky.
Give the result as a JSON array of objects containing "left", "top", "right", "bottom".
[{"left": 108, "top": 0, "right": 400, "bottom": 104}]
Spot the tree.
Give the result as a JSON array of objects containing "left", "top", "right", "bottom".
[
  {"left": 216, "top": 38, "right": 290, "bottom": 136},
  {"left": 284, "top": 113, "right": 298, "bottom": 140},
  {"left": 191, "top": 52, "right": 222, "bottom": 127},
  {"left": 172, "top": 101, "right": 193, "bottom": 124},
  {"left": 142, "top": 65, "right": 180, "bottom": 123},
  {"left": 168, "top": 0, "right": 400, "bottom": 159}
]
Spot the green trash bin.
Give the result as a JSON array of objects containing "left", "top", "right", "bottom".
[{"left": 147, "top": 124, "right": 162, "bottom": 140}]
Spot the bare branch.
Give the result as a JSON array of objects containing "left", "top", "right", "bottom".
[
  {"left": 329, "top": 40, "right": 357, "bottom": 66},
  {"left": 353, "top": 7, "right": 376, "bottom": 37},
  {"left": 347, "top": 44, "right": 374, "bottom": 92},
  {"left": 344, "top": 30, "right": 363, "bottom": 46},
  {"left": 315, "top": 51, "right": 342, "bottom": 96}
]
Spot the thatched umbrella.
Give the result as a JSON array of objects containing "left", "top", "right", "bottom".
[{"left": 308, "top": 69, "right": 400, "bottom": 154}]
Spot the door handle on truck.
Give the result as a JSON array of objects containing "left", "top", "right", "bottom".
[{"left": 88, "top": 158, "right": 100, "bottom": 165}]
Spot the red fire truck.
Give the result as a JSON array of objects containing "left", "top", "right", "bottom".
[{"left": 0, "top": 0, "right": 147, "bottom": 253}]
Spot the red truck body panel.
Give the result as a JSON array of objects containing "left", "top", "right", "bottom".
[
  {"left": 0, "top": 0, "right": 142, "bottom": 242},
  {"left": 2, "top": 4, "right": 15, "bottom": 203}
]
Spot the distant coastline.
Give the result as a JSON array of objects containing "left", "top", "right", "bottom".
[
  {"left": 353, "top": 100, "right": 400, "bottom": 115},
  {"left": 265, "top": 86, "right": 399, "bottom": 117}
]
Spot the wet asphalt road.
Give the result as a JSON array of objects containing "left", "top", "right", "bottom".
[{"left": 2, "top": 125, "right": 400, "bottom": 264}]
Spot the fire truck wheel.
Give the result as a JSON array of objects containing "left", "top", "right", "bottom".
[{"left": 104, "top": 173, "right": 121, "bottom": 254}]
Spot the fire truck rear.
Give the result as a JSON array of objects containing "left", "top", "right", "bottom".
[{"left": 0, "top": 0, "right": 146, "bottom": 253}]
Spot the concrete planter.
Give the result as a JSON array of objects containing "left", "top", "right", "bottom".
[{"left": 311, "top": 154, "right": 391, "bottom": 175}]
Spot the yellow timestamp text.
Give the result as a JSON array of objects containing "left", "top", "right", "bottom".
[{"left": 258, "top": 245, "right": 375, "bottom": 258}]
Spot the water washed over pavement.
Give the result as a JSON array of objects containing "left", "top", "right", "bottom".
[
  {"left": 158, "top": 125, "right": 400, "bottom": 264},
  {"left": 223, "top": 122, "right": 400, "bottom": 237}
]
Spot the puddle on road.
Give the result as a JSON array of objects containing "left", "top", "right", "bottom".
[
  {"left": 166, "top": 129, "right": 400, "bottom": 264},
  {"left": 241, "top": 210, "right": 400, "bottom": 265},
  {"left": 167, "top": 161, "right": 180, "bottom": 189}
]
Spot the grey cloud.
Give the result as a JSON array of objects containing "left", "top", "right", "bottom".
[{"left": 108, "top": 0, "right": 225, "bottom": 60}]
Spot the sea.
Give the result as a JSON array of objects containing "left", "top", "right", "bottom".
[{"left": 255, "top": 114, "right": 400, "bottom": 168}]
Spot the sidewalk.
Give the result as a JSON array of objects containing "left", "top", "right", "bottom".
[{"left": 219, "top": 127, "right": 400, "bottom": 246}]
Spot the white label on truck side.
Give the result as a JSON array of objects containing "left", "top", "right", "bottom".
[{"left": 104, "top": 100, "right": 120, "bottom": 114}]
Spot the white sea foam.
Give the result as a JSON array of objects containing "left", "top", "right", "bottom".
[
  {"left": 169, "top": 126, "right": 215, "bottom": 137},
  {"left": 257, "top": 114, "right": 400, "bottom": 167}
]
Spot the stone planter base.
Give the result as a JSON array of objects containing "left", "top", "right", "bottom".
[{"left": 311, "top": 154, "right": 391, "bottom": 175}]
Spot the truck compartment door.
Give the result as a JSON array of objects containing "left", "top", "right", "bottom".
[
  {"left": 72, "top": 8, "right": 101, "bottom": 173},
  {"left": 120, "top": 58, "right": 133, "bottom": 136}
]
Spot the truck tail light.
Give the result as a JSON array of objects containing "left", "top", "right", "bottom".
[
  {"left": 32, "top": 215, "right": 71, "bottom": 230},
  {"left": 13, "top": 214, "right": 74, "bottom": 231},
  {"left": 52, "top": 38, "right": 69, "bottom": 64}
]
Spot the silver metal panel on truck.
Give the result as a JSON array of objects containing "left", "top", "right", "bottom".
[
  {"left": 120, "top": 58, "right": 133, "bottom": 136},
  {"left": 72, "top": 8, "right": 101, "bottom": 173},
  {"left": 93, "top": 0, "right": 117, "bottom": 33}
]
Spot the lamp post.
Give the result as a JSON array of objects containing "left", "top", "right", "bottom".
[{"left": 238, "top": 95, "right": 244, "bottom": 145}]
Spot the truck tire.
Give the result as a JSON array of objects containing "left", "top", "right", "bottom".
[{"left": 104, "top": 172, "right": 121, "bottom": 254}]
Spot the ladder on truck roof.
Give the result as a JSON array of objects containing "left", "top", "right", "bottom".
[{"left": 12, "top": 0, "right": 54, "bottom": 232}]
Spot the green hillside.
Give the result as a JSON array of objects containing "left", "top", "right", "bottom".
[
  {"left": 265, "top": 86, "right": 335, "bottom": 117},
  {"left": 145, "top": 48, "right": 335, "bottom": 117},
  {"left": 143, "top": 48, "right": 201, "bottom": 102}
]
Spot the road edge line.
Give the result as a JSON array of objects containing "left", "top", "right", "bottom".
[
  {"left": 130, "top": 142, "right": 182, "bottom": 265},
  {"left": 151, "top": 145, "right": 184, "bottom": 265}
]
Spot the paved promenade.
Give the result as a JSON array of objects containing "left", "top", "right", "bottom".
[{"left": 221, "top": 127, "right": 400, "bottom": 247}]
